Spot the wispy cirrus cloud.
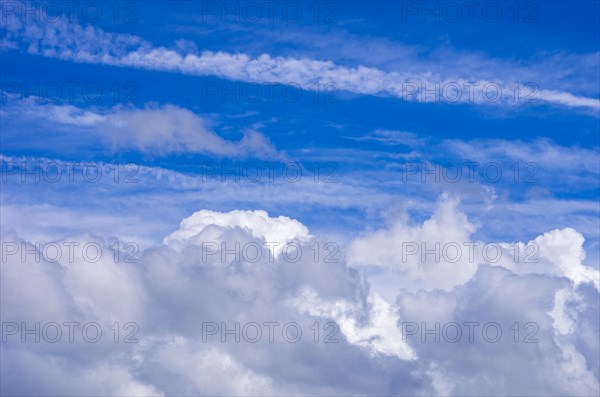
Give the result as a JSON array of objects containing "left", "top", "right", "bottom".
[{"left": 2, "top": 16, "right": 599, "bottom": 112}]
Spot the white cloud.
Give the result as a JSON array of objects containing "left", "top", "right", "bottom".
[
  {"left": 163, "top": 209, "right": 310, "bottom": 257},
  {"left": 1, "top": 96, "right": 278, "bottom": 158},
  {"left": 290, "top": 288, "right": 416, "bottom": 360},
  {"left": 1, "top": 210, "right": 412, "bottom": 395},
  {"left": 535, "top": 229, "right": 600, "bottom": 291},
  {"left": 349, "top": 129, "right": 426, "bottom": 147},
  {"left": 3, "top": 17, "right": 599, "bottom": 111},
  {"left": 549, "top": 288, "right": 585, "bottom": 335},
  {"left": 348, "top": 193, "right": 479, "bottom": 291},
  {"left": 147, "top": 342, "right": 278, "bottom": 395},
  {"left": 444, "top": 138, "right": 600, "bottom": 177},
  {"left": 349, "top": 194, "right": 600, "bottom": 293},
  {"left": 1, "top": 200, "right": 599, "bottom": 395}
]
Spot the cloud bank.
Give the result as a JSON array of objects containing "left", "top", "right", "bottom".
[{"left": 2, "top": 203, "right": 598, "bottom": 395}]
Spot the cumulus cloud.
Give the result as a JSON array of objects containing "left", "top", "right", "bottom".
[
  {"left": 349, "top": 194, "right": 600, "bottom": 293},
  {"left": 348, "top": 194, "right": 479, "bottom": 292},
  {"left": 500, "top": 228, "right": 600, "bottom": 292},
  {"left": 1, "top": 210, "right": 417, "bottom": 395},
  {"left": 2, "top": 202, "right": 598, "bottom": 395},
  {"left": 394, "top": 264, "right": 599, "bottom": 396},
  {"left": 163, "top": 209, "right": 310, "bottom": 256},
  {"left": 290, "top": 288, "right": 416, "bottom": 360}
]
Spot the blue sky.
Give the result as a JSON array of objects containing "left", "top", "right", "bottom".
[{"left": 1, "top": 1, "right": 599, "bottom": 395}]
